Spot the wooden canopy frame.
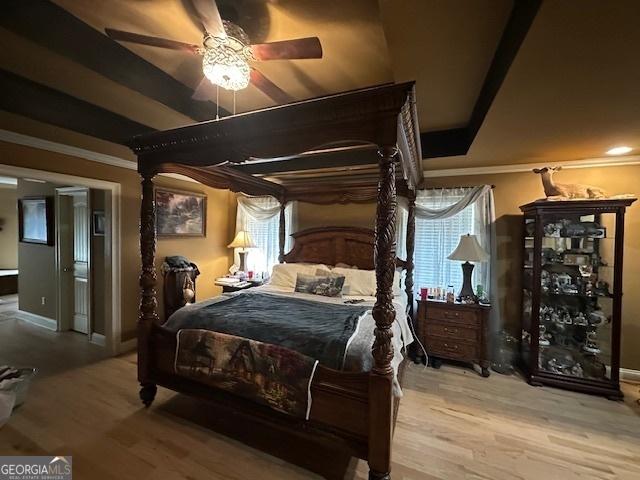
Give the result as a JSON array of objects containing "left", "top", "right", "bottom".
[{"left": 129, "top": 82, "right": 422, "bottom": 480}]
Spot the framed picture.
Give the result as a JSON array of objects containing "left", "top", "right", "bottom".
[
  {"left": 155, "top": 188, "right": 206, "bottom": 237},
  {"left": 18, "top": 196, "right": 54, "bottom": 245},
  {"left": 93, "top": 210, "right": 105, "bottom": 236}
]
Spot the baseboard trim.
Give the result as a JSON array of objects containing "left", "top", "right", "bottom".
[
  {"left": 621, "top": 368, "right": 640, "bottom": 384},
  {"left": 90, "top": 333, "right": 106, "bottom": 347},
  {"left": 119, "top": 338, "right": 137, "bottom": 354},
  {"left": 18, "top": 310, "right": 57, "bottom": 331}
]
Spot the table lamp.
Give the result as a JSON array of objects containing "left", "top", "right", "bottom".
[
  {"left": 228, "top": 230, "right": 256, "bottom": 273},
  {"left": 447, "top": 234, "right": 489, "bottom": 303}
]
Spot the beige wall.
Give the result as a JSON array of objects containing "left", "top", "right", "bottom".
[
  {"left": 295, "top": 165, "right": 640, "bottom": 370},
  {"left": 1, "top": 140, "right": 232, "bottom": 342},
  {"left": 0, "top": 186, "right": 18, "bottom": 269},
  {"left": 91, "top": 189, "right": 108, "bottom": 336},
  {"left": 16, "top": 179, "right": 60, "bottom": 319}
]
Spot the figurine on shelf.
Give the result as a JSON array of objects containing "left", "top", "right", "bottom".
[
  {"left": 582, "top": 222, "right": 606, "bottom": 238},
  {"left": 532, "top": 166, "right": 608, "bottom": 200},
  {"left": 543, "top": 222, "right": 563, "bottom": 237},
  {"left": 579, "top": 265, "right": 594, "bottom": 278},
  {"left": 594, "top": 280, "right": 611, "bottom": 297},
  {"left": 550, "top": 273, "right": 561, "bottom": 294},
  {"left": 561, "top": 222, "right": 587, "bottom": 237},
  {"left": 575, "top": 312, "right": 588, "bottom": 326},
  {"left": 571, "top": 363, "right": 584, "bottom": 378},
  {"left": 588, "top": 308, "right": 608, "bottom": 327},
  {"left": 540, "top": 270, "right": 550, "bottom": 292},
  {"left": 584, "top": 278, "right": 594, "bottom": 296},
  {"left": 583, "top": 331, "right": 601, "bottom": 355},
  {"left": 539, "top": 325, "right": 551, "bottom": 346}
]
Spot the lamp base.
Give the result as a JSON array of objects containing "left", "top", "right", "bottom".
[
  {"left": 457, "top": 261, "right": 477, "bottom": 303},
  {"left": 238, "top": 251, "right": 248, "bottom": 273}
]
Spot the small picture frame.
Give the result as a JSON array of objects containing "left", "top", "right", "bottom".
[
  {"left": 92, "top": 210, "right": 105, "bottom": 236},
  {"left": 18, "top": 196, "right": 54, "bottom": 245}
]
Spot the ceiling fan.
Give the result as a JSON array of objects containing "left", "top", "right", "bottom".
[{"left": 105, "top": 0, "right": 323, "bottom": 107}]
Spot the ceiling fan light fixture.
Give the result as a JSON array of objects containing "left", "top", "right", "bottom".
[
  {"left": 202, "top": 21, "right": 253, "bottom": 92},
  {"left": 203, "top": 48, "right": 250, "bottom": 91}
]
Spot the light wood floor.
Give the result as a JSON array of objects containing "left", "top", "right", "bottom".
[{"left": 1, "top": 317, "right": 639, "bottom": 480}]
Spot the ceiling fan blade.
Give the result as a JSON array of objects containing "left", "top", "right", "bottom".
[
  {"left": 191, "top": 0, "right": 226, "bottom": 38},
  {"left": 250, "top": 69, "right": 294, "bottom": 104},
  {"left": 192, "top": 76, "right": 218, "bottom": 101},
  {"left": 251, "top": 37, "right": 323, "bottom": 61},
  {"left": 105, "top": 28, "right": 200, "bottom": 53}
]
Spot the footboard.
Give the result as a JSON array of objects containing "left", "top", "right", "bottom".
[{"left": 143, "top": 323, "right": 405, "bottom": 460}]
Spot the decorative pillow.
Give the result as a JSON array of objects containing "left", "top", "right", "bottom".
[
  {"left": 295, "top": 273, "right": 345, "bottom": 297},
  {"left": 269, "top": 263, "right": 327, "bottom": 290}
]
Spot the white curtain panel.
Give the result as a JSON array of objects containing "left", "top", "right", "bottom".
[{"left": 235, "top": 195, "right": 294, "bottom": 275}]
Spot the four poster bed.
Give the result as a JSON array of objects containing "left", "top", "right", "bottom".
[{"left": 128, "top": 82, "right": 423, "bottom": 480}]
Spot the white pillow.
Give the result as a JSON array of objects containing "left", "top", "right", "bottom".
[
  {"left": 269, "top": 263, "right": 327, "bottom": 290},
  {"left": 332, "top": 267, "right": 376, "bottom": 296},
  {"left": 331, "top": 267, "right": 403, "bottom": 297}
]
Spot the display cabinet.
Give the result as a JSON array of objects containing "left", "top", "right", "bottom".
[{"left": 519, "top": 198, "right": 635, "bottom": 399}]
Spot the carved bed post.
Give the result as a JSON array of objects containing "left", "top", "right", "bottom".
[
  {"left": 139, "top": 171, "right": 158, "bottom": 407},
  {"left": 405, "top": 191, "right": 416, "bottom": 319},
  {"left": 278, "top": 198, "right": 286, "bottom": 263},
  {"left": 369, "top": 145, "right": 398, "bottom": 480}
]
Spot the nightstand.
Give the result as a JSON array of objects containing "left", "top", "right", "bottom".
[
  {"left": 417, "top": 299, "right": 491, "bottom": 377},
  {"left": 215, "top": 280, "right": 263, "bottom": 293}
]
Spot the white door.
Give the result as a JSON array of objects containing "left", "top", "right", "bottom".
[
  {"left": 71, "top": 193, "right": 90, "bottom": 333},
  {"left": 56, "top": 188, "right": 91, "bottom": 334}
]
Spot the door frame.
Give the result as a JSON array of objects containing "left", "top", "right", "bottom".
[
  {"left": 0, "top": 163, "right": 122, "bottom": 355},
  {"left": 55, "top": 186, "right": 91, "bottom": 335}
]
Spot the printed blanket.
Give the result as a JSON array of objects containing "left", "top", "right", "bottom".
[
  {"left": 165, "top": 292, "right": 368, "bottom": 370},
  {"left": 175, "top": 329, "right": 319, "bottom": 419}
]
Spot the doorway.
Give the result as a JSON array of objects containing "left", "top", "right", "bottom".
[
  {"left": 56, "top": 187, "right": 91, "bottom": 334},
  {"left": 0, "top": 162, "right": 122, "bottom": 354}
]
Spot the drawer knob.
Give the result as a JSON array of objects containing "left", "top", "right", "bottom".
[
  {"left": 444, "top": 312, "right": 460, "bottom": 319},
  {"left": 443, "top": 343, "right": 459, "bottom": 350},
  {"left": 444, "top": 327, "right": 458, "bottom": 334}
]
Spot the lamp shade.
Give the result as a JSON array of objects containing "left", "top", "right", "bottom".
[
  {"left": 447, "top": 234, "right": 489, "bottom": 263},
  {"left": 227, "top": 230, "right": 256, "bottom": 249}
]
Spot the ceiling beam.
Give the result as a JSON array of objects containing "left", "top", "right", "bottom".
[
  {"left": 1, "top": 0, "right": 227, "bottom": 122},
  {"left": 0, "top": 69, "right": 155, "bottom": 144},
  {"left": 420, "top": 128, "right": 469, "bottom": 158},
  {"left": 421, "top": 0, "right": 542, "bottom": 159}
]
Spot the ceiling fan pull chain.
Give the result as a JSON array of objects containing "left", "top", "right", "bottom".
[
  {"left": 216, "top": 85, "right": 220, "bottom": 121},
  {"left": 233, "top": 90, "right": 236, "bottom": 116}
]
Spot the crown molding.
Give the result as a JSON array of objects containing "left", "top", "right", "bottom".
[
  {"left": 0, "top": 129, "right": 197, "bottom": 183},
  {"left": 5, "top": 128, "right": 636, "bottom": 185},
  {"left": 423, "top": 155, "right": 640, "bottom": 178}
]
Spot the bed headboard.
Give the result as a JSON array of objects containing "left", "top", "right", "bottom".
[{"left": 282, "top": 227, "right": 406, "bottom": 270}]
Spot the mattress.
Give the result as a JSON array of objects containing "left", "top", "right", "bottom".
[{"left": 165, "top": 284, "right": 413, "bottom": 395}]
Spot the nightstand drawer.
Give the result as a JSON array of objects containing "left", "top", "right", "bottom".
[
  {"left": 426, "top": 307, "right": 480, "bottom": 327},
  {"left": 426, "top": 338, "right": 477, "bottom": 361},
  {"left": 424, "top": 322, "right": 478, "bottom": 342}
]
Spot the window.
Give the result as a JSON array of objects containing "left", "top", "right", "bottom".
[
  {"left": 413, "top": 204, "right": 475, "bottom": 294},
  {"left": 397, "top": 189, "right": 478, "bottom": 294},
  {"left": 235, "top": 197, "right": 293, "bottom": 276}
]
